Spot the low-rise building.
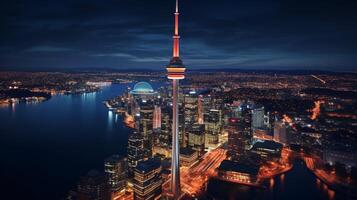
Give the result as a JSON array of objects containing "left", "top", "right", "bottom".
[
  {"left": 216, "top": 160, "right": 259, "bottom": 184},
  {"left": 180, "top": 147, "right": 198, "bottom": 167}
]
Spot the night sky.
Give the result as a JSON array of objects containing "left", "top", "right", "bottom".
[{"left": 1, "top": 0, "right": 356, "bottom": 71}]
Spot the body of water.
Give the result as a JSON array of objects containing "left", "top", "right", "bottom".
[{"left": 0, "top": 84, "right": 137, "bottom": 199}]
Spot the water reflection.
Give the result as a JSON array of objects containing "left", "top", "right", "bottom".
[
  {"left": 328, "top": 189, "right": 335, "bottom": 200},
  {"left": 81, "top": 92, "right": 97, "bottom": 102},
  {"left": 107, "top": 110, "right": 114, "bottom": 132},
  {"left": 269, "top": 178, "right": 275, "bottom": 190}
]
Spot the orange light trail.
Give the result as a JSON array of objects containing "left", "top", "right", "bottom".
[
  {"left": 163, "top": 148, "right": 227, "bottom": 197},
  {"left": 282, "top": 114, "right": 292, "bottom": 124},
  {"left": 310, "top": 100, "right": 322, "bottom": 120}
]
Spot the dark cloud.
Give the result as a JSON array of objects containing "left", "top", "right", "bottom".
[{"left": 0, "top": 0, "right": 356, "bottom": 71}]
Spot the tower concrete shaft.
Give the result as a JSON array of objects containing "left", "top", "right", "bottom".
[{"left": 171, "top": 78, "right": 180, "bottom": 198}]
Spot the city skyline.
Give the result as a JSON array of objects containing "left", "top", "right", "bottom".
[
  {"left": 1, "top": 0, "right": 357, "bottom": 71},
  {"left": 1, "top": 0, "right": 357, "bottom": 200}
]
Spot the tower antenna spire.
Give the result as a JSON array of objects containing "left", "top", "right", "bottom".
[
  {"left": 173, "top": 0, "right": 180, "bottom": 57},
  {"left": 176, "top": 0, "right": 179, "bottom": 13}
]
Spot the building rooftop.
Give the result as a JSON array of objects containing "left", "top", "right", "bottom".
[
  {"left": 218, "top": 160, "right": 259, "bottom": 175},
  {"left": 252, "top": 140, "right": 283, "bottom": 151},
  {"left": 180, "top": 147, "right": 196, "bottom": 156},
  {"left": 130, "top": 82, "right": 155, "bottom": 95},
  {"left": 135, "top": 158, "right": 161, "bottom": 174}
]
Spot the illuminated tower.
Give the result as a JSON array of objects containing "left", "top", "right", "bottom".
[{"left": 166, "top": 0, "right": 185, "bottom": 198}]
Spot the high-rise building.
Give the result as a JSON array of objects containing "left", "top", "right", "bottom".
[
  {"left": 188, "top": 123, "right": 206, "bottom": 156},
  {"left": 104, "top": 155, "right": 127, "bottom": 199},
  {"left": 127, "top": 132, "right": 145, "bottom": 172},
  {"left": 160, "top": 106, "right": 172, "bottom": 147},
  {"left": 183, "top": 91, "right": 199, "bottom": 147},
  {"left": 165, "top": 0, "right": 186, "bottom": 197},
  {"left": 252, "top": 107, "right": 265, "bottom": 129},
  {"left": 226, "top": 105, "right": 253, "bottom": 160},
  {"left": 198, "top": 95, "right": 204, "bottom": 124},
  {"left": 153, "top": 105, "right": 162, "bottom": 130},
  {"left": 77, "top": 170, "right": 108, "bottom": 200},
  {"left": 138, "top": 100, "right": 154, "bottom": 158},
  {"left": 184, "top": 91, "right": 199, "bottom": 124},
  {"left": 204, "top": 109, "right": 222, "bottom": 149},
  {"left": 227, "top": 118, "right": 246, "bottom": 161},
  {"left": 133, "top": 158, "right": 162, "bottom": 200},
  {"left": 274, "top": 121, "right": 287, "bottom": 145}
]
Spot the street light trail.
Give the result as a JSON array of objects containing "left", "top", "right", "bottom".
[{"left": 311, "top": 75, "right": 327, "bottom": 84}]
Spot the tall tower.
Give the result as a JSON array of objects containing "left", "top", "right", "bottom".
[{"left": 166, "top": 0, "right": 185, "bottom": 198}]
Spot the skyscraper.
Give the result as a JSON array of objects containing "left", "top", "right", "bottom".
[
  {"left": 204, "top": 109, "right": 222, "bottom": 149},
  {"left": 166, "top": 0, "right": 186, "bottom": 198},
  {"left": 138, "top": 99, "right": 155, "bottom": 158},
  {"left": 183, "top": 91, "right": 199, "bottom": 147},
  {"left": 153, "top": 105, "right": 161, "bottom": 130},
  {"left": 274, "top": 120, "right": 287, "bottom": 145},
  {"left": 127, "top": 132, "right": 145, "bottom": 173},
  {"left": 104, "top": 155, "right": 127, "bottom": 199},
  {"left": 133, "top": 158, "right": 162, "bottom": 200},
  {"left": 252, "top": 107, "right": 265, "bottom": 129},
  {"left": 188, "top": 123, "right": 206, "bottom": 156}
]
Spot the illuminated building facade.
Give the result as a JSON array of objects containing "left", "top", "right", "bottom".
[
  {"left": 183, "top": 91, "right": 199, "bottom": 147},
  {"left": 133, "top": 158, "right": 162, "bottom": 200},
  {"left": 104, "top": 155, "right": 127, "bottom": 199},
  {"left": 165, "top": 0, "right": 186, "bottom": 197},
  {"left": 180, "top": 147, "right": 198, "bottom": 167},
  {"left": 204, "top": 109, "right": 222, "bottom": 149},
  {"left": 127, "top": 132, "right": 145, "bottom": 172},
  {"left": 227, "top": 118, "right": 246, "bottom": 161},
  {"left": 184, "top": 91, "right": 199, "bottom": 124},
  {"left": 253, "top": 128, "right": 273, "bottom": 140},
  {"left": 274, "top": 120, "right": 287, "bottom": 145},
  {"left": 188, "top": 123, "right": 206, "bottom": 156},
  {"left": 252, "top": 107, "right": 265, "bottom": 130},
  {"left": 138, "top": 100, "right": 155, "bottom": 158},
  {"left": 153, "top": 105, "right": 161, "bottom": 130},
  {"left": 217, "top": 160, "right": 259, "bottom": 184},
  {"left": 251, "top": 140, "right": 283, "bottom": 161},
  {"left": 198, "top": 95, "right": 204, "bottom": 124},
  {"left": 227, "top": 107, "right": 253, "bottom": 161},
  {"left": 159, "top": 106, "right": 172, "bottom": 147}
]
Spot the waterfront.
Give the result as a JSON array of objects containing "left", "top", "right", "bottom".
[
  {"left": 0, "top": 83, "right": 345, "bottom": 200},
  {"left": 0, "top": 84, "right": 137, "bottom": 199},
  {"left": 206, "top": 159, "right": 336, "bottom": 200}
]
